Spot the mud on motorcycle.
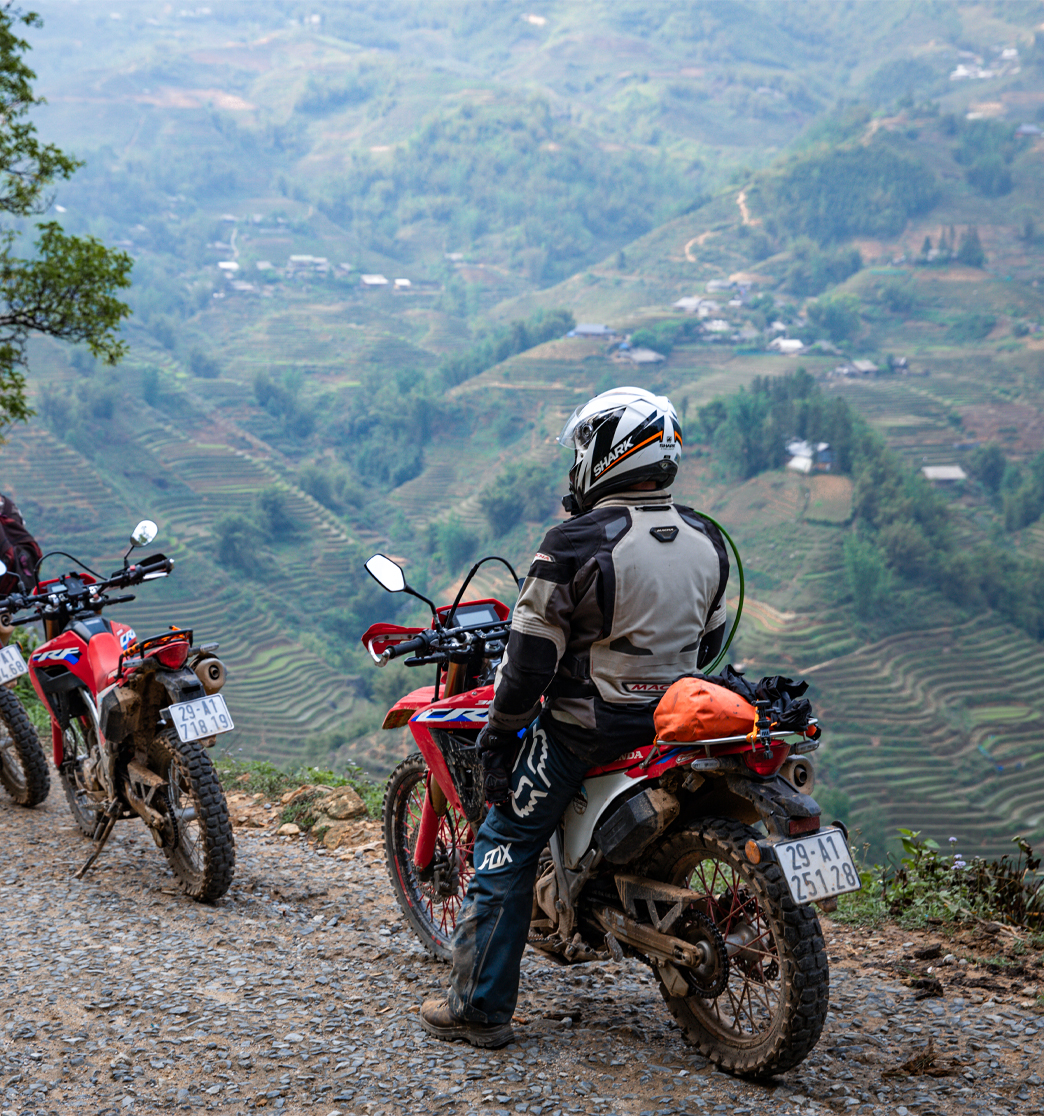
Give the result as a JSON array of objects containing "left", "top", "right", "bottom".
[
  {"left": 0, "top": 520, "right": 236, "bottom": 901},
  {"left": 361, "top": 552, "right": 861, "bottom": 1079}
]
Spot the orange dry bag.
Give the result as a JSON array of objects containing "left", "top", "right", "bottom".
[{"left": 654, "top": 677, "right": 757, "bottom": 742}]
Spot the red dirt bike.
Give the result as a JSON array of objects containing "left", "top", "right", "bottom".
[
  {"left": 362, "top": 552, "right": 860, "bottom": 1079},
  {"left": 0, "top": 520, "right": 235, "bottom": 900}
]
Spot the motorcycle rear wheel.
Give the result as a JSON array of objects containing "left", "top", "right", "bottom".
[
  {"left": 383, "top": 752, "right": 474, "bottom": 962},
  {"left": 0, "top": 686, "right": 49, "bottom": 807},
  {"left": 59, "top": 717, "right": 104, "bottom": 835},
  {"left": 151, "top": 729, "right": 235, "bottom": 902},
  {"left": 641, "top": 817, "right": 829, "bottom": 1079}
]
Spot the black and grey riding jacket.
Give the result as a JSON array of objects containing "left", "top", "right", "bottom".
[{"left": 488, "top": 489, "right": 729, "bottom": 765}]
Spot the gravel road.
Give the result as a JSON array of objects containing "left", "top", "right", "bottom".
[{"left": 1, "top": 785, "right": 1042, "bottom": 1116}]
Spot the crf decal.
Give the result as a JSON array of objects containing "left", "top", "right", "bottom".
[
  {"left": 32, "top": 647, "right": 81, "bottom": 664},
  {"left": 623, "top": 682, "right": 671, "bottom": 693},
  {"left": 413, "top": 707, "right": 489, "bottom": 724},
  {"left": 478, "top": 843, "right": 513, "bottom": 871},
  {"left": 119, "top": 628, "right": 137, "bottom": 650}
]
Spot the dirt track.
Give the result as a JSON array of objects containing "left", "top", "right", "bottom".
[{"left": 1, "top": 782, "right": 1041, "bottom": 1116}]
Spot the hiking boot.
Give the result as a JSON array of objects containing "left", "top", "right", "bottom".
[{"left": 419, "top": 997, "right": 514, "bottom": 1048}]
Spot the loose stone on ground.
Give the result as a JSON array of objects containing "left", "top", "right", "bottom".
[{"left": 0, "top": 784, "right": 1041, "bottom": 1115}]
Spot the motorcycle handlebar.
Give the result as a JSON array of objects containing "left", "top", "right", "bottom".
[{"left": 383, "top": 634, "right": 430, "bottom": 663}]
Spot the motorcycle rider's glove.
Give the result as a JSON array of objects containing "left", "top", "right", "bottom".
[{"left": 477, "top": 726, "right": 521, "bottom": 806}]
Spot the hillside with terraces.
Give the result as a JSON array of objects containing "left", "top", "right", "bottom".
[{"left": 1, "top": 2, "right": 1044, "bottom": 861}]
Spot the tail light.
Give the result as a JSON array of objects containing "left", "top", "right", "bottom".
[
  {"left": 151, "top": 640, "right": 190, "bottom": 670},
  {"left": 742, "top": 742, "right": 789, "bottom": 778},
  {"left": 787, "top": 815, "right": 821, "bottom": 836}
]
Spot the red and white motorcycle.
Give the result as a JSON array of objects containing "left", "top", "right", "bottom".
[
  {"left": 0, "top": 520, "right": 236, "bottom": 900},
  {"left": 362, "top": 552, "right": 859, "bottom": 1078}
]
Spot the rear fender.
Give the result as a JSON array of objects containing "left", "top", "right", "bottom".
[{"left": 723, "top": 773, "right": 820, "bottom": 839}]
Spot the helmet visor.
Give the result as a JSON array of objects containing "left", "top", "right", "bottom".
[{"left": 557, "top": 406, "right": 617, "bottom": 451}]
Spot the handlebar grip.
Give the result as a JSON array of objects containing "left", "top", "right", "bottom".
[{"left": 385, "top": 634, "right": 429, "bottom": 661}]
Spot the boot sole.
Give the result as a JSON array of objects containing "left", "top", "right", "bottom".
[{"left": 419, "top": 1016, "right": 515, "bottom": 1049}]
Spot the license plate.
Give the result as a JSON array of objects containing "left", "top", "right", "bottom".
[
  {"left": 777, "top": 827, "right": 862, "bottom": 905},
  {"left": 167, "top": 695, "right": 234, "bottom": 743},
  {"left": 0, "top": 644, "right": 28, "bottom": 684}
]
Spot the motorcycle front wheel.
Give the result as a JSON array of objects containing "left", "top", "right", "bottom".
[
  {"left": 150, "top": 729, "right": 235, "bottom": 902},
  {"left": 0, "top": 686, "right": 49, "bottom": 807},
  {"left": 59, "top": 717, "right": 104, "bottom": 835},
  {"left": 383, "top": 752, "right": 474, "bottom": 962},
  {"left": 641, "top": 817, "right": 829, "bottom": 1079}
]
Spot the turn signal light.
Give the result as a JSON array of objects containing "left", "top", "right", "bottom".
[{"left": 152, "top": 640, "right": 190, "bottom": 670}]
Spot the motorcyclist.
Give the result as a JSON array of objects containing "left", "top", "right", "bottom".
[{"left": 420, "top": 386, "right": 729, "bottom": 1047}]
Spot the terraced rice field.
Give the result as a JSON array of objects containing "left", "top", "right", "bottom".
[
  {"left": 751, "top": 604, "right": 1044, "bottom": 860},
  {"left": 0, "top": 418, "right": 361, "bottom": 765}
]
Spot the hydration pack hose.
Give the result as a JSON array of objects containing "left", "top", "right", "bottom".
[{"left": 699, "top": 512, "right": 745, "bottom": 676}]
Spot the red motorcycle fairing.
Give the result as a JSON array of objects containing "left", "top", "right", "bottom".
[
  {"left": 382, "top": 685, "right": 436, "bottom": 730},
  {"left": 407, "top": 686, "right": 495, "bottom": 818},
  {"left": 28, "top": 619, "right": 137, "bottom": 765}
]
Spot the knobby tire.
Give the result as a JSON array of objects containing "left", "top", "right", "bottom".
[
  {"left": 59, "top": 717, "right": 102, "bottom": 835},
  {"left": 641, "top": 817, "right": 829, "bottom": 1079},
  {"left": 152, "top": 729, "right": 235, "bottom": 902},
  {"left": 0, "top": 686, "right": 49, "bottom": 807},
  {"left": 383, "top": 752, "right": 474, "bottom": 962}
]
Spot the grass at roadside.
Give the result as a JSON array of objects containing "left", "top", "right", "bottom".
[{"left": 213, "top": 755, "right": 384, "bottom": 818}]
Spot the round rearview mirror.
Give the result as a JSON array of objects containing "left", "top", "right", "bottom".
[
  {"left": 130, "top": 520, "right": 159, "bottom": 548},
  {"left": 365, "top": 553, "right": 406, "bottom": 593}
]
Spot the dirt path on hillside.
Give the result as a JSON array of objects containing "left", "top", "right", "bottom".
[{"left": 0, "top": 777, "right": 1041, "bottom": 1115}]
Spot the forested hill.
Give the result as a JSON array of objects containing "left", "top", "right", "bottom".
[{"left": 5, "top": 1, "right": 1044, "bottom": 860}]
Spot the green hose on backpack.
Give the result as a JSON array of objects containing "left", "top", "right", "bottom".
[{"left": 699, "top": 512, "right": 745, "bottom": 676}]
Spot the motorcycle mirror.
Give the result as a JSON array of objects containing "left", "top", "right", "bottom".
[
  {"left": 130, "top": 520, "right": 159, "bottom": 548},
  {"left": 365, "top": 554, "right": 406, "bottom": 593}
]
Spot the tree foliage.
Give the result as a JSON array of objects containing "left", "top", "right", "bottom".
[
  {"left": 439, "top": 307, "right": 575, "bottom": 387},
  {"left": 0, "top": 9, "right": 132, "bottom": 431},
  {"left": 707, "top": 372, "right": 1044, "bottom": 642},
  {"left": 756, "top": 136, "right": 939, "bottom": 243}
]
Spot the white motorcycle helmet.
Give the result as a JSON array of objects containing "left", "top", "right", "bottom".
[{"left": 557, "top": 386, "right": 681, "bottom": 514}]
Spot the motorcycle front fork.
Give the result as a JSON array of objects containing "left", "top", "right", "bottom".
[{"left": 413, "top": 773, "right": 449, "bottom": 873}]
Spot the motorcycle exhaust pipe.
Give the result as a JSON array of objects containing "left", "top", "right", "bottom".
[
  {"left": 194, "top": 656, "right": 226, "bottom": 695},
  {"left": 780, "top": 756, "right": 815, "bottom": 795}
]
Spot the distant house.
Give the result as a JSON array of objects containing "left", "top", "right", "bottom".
[
  {"left": 769, "top": 337, "right": 804, "bottom": 354},
  {"left": 705, "top": 319, "right": 731, "bottom": 334},
  {"left": 394, "top": 278, "right": 412, "bottom": 289},
  {"left": 852, "top": 359, "right": 879, "bottom": 374},
  {"left": 786, "top": 440, "right": 832, "bottom": 474},
  {"left": 568, "top": 323, "right": 616, "bottom": 338},
  {"left": 706, "top": 279, "right": 734, "bottom": 293},
  {"left": 673, "top": 296, "right": 702, "bottom": 313},
  {"left": 623, "top": 346, "right": 666, "bottom": 365},
  {"left": 922, "top": 465, "right": 967, "bottom": 484},
  {"left": 217, "top": 261, "right": 239, "bottom": 273},
  {"left": 360, "top": 274, "right": 389, "bottom": 288},
  {"left": 1017, "top": 123, "right": 1042, "bottom": 137},
  {"left": 287, "top": 255, "right": 329, "bottom": 275},
  {"left": 255, "top": 260, "right": 274, "bottom": 272},
  {"left": 230, "top": 280, "right": 257, "bottom": 293}
]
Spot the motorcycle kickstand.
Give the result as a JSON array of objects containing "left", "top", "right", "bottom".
[{"left": 75, "top": 805, "right": 119, "bottom": 880}]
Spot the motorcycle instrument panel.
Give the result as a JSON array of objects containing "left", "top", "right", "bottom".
[
  {"left": 776, "top": 827, "right": 861, "bottom": 905},
  {"left": 0, "top": 643, "right": 28, "bottom": 684},
  {"left": 450, "top": 603, "right": 503, "bottom": 629},
  {"left": 167, "top": 695, "right": 234, "bottom": 743}
]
